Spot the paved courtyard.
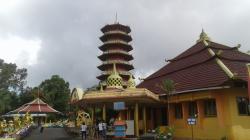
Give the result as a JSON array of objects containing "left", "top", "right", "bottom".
[{"left": 24, "top": 127, "right": 82, "bottom": 140}]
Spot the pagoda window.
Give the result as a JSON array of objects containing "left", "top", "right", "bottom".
[
  {"left": 188, "top": 101, "right": 198, "bottom": 117},
  {"left": 204, "top": 99, "right": 217, "bottom": 117},
  {"left": 174, "top": 103, "right": 183, "bottom": 119},
  {"left": 236, "top": 97, "right": 249, "bottom": 116}
]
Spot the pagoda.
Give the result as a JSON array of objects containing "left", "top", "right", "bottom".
[{"left": 97, "top": 22, "right": 134, "bottom": 87}]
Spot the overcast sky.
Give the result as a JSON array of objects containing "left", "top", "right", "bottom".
[{"left": 0, "top": 0, "right": 250, "bottom": 89}]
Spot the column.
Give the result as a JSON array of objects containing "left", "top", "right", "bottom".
[
  {"left": 143, "top": 106, "right": 147, "bottom": 134},
  {"left": 134, "top": 103, "right": 139, "bottom": 137},
  {"left": 102, "top": 104, "right": 106, "bottom": 121},
  {"left": 91, "top": 107, "right": 95, "bottom": 123}
]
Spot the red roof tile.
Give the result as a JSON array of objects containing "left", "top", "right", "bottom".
[
  {"left": 137, "top": 41, "right": 250, "bottom": 94},
  {"left": 10, "top": 98, "right": 60, "bottom": 114}
]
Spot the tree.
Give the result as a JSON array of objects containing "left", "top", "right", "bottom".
[
  {"left": 0, "top": 59, "right": 27, "bottom": 114},
  {"left": 39, "top": 75, "right": 70, "bottom": 113},
  {"left": 18, "top": 87, "right": 35, "bottom": 106},
  {"left": 158, "top": 79, "right": 176, "bottom": 125},
  {"left": 0, "top": 59, "right": 27, "bottom": 92}
]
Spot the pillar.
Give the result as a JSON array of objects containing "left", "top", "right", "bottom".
[
  {"left": 246, "top": 64, "right": 250, "bottom": 112},
  {"left": 91, "top": 107, "right": 95, "bottom": 123},
  {"left": 151, "top": 108, "right": 154, "bottom": 128},
  {"left": 143, "top": 106, "right": 147, "bottom": 133},
  {"left": 197, "top": 100, "right": 204, "bottom": 128},
  {"left": 102, "top": 104, "right": 106, "bottom": 121},
  {"left": 134, "top": 103, "right": 139, "bottom": 137}
]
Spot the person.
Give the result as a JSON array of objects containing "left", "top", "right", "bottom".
[
  {"left": 40, "top": 125, "right": 44, "bottom": 133},
  {"left": 80, "top": 122, "right": 87, "bottom": 140},
  {"left": 102, "top": 121, "right": 107, "bottom": 139},
  {"left": 98, "top": 121, "right": 103, "bottom": 138}
]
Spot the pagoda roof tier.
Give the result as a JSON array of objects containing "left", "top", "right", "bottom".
[
  {"left": 97, "top": 71, "right": 131, "bottom": 80},
  {"left": 98, "top": 60, "right": 134, "bottom": 71},
  {"left": 99, "top": 41, "right": 133, "bottom": 52},
  {"left": 98, "top": 51, "right": 133, "bottom": 61},
  {"left": 75, "top": 88, "right": 160, "bottom": 105},
  {"left": 100, "top": 32, "right": 132, "bottom": 42},
  {"left": 137, "top": 40, "right": 250, "bottom": 95},
  {"left": 7, "top": 98, "right": 60, "bottom": 114},
  {"left": 101, "top": 23, "right": 131, "bottom": 34}
]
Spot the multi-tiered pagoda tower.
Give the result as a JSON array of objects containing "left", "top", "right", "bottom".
[{"left": 97, "top": 23, "right": 134, "bottom": 87}]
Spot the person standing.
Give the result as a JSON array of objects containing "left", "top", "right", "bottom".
[
  {"left": 98, "top": 121, "right": 103, "bottom": 138},
  {"left": 102, "top": 121, "right": 107, "bottom": 139},
  {"left": 80, "top": 122, "right": 87, "bottom": 140}
]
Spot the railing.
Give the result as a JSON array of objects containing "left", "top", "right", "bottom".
[
  {"left": 103, "top": 40, "right": 128, "bottom": 45},
  {"left": 102, "top": 50, "right": 130, "bottom": 55},
  {"left": 104, "top": 30, "right": 128, "bottom": 35},
  {"left": 101, "top": 60, "right": 132, "bottom": 66}
]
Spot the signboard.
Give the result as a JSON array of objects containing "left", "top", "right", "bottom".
[
  {"left": 187, "top": 118, "right": 196, "bottom": 125},
  {"left": 114, "top": 102, "right": 125, "bottom": 110},
  {"left": 126, "top": 120, "right": 134, "bottom": 135}
]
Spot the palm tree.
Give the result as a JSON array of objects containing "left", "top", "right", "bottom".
[{"left": 158, "top": 79, "right": 176, "bottom": 125}]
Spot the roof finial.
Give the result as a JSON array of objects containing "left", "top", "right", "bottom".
[
  {"left": 115, "top": 12, "right": 118, "bottom": 24},
  {"left": 113, "top": 63, "right": 117, "bottom": 74},
  {"left": 197, "top": 28, "right": 211, "bottom": 43}
]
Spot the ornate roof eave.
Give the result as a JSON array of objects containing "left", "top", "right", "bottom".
[
  {"left": 98, "top": 53, "right": 133, "bottom": 61},
  {"left": 77, "top": 88, "right": 160, "bottom": 104},
  {"left": 100, "top": 33, "right": 132, "bottom": 42},
  {"left": 99, "top": 43, "right": 133, "bottom": 52}
]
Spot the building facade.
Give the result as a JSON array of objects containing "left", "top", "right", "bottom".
[{"left": 138, "top": 30, "right": 250, "bottom": 139}]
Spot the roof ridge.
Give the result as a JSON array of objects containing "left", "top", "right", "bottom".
[
  {"left": 204, "top": 40, "right": 234, "bottom": 79},
  {"left": 217, "top": 55, "right": 250, "bottom": 62}
]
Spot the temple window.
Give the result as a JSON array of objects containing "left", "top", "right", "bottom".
[
  {"left": 188, "top": 101, "right": 198, "bottom": 117},
  {"left": 236, "top": 97, "right": 249, "bottom": 115},
  {"left": 174, "top": 103, "right": 183, "bottom": 119},
  {"left": 204, "top": 99, "right": 217, "bottom": 117}
]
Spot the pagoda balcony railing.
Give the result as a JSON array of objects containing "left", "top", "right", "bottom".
[
  {"left": 103, "top": 40, "right": 129, "bottom": 45},
  {"left": 101, "top": 71, "right": 131, "bottom": 75},
  {"left": 102, "top": 50, "right": 130, "bottom": 55},
  {"left": 101, "top": 60, "right": 132, "bottom": 66},
  {"left": 104, "top": 30, "right": 130, "bottom": 36}
]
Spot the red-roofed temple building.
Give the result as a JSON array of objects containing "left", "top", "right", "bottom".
[
  {"left": 5, "top": 98, "right": 60, "bottom": 124},
  {"left": 138, "top": 30, "right": 250, "bottom": 140}
]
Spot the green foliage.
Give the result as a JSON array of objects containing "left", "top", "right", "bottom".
[
  {"left": 39, "top": 75, "right": 70, "bottom": 113},
  {"left": 0, "top": 59, "right": 27, "bottom": 114},
  {"left": 18, "top": 87, "right": 35, "bottom": 106},
  {"left": 159, "top": 79, "right": 176, "bottom": 95},
  {"left": 0, "top": 59, "right": 27, "bottom": 92}
]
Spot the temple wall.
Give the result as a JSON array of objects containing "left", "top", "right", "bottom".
[{"left": 169, "top": 88, "right": 250, "bottom": 140}]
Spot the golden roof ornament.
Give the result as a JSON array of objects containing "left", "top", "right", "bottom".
[
  {"left": 127, "top": 74, "right": 136, "bottom": 88},
  {"left": 197, "top": 29, "right": 211, "bottom": 43},
  {"left": 106, "top": 63, "right": 123, "bottom": 88}
]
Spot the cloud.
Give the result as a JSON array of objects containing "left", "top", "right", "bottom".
[{"left": 0, "top": 0, "right": 250, "bottom": 89}]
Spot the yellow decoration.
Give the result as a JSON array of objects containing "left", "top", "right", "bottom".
[
  {"left": 106, "top": 63, "right": 123, "bottom": 88},
  {"left": 127, "top": 74, "right": 136, "bottom": 88},
  {"left": 197, "top": 29, "right": 211, "bottom": 43},
  {"left": 13, "top": 115, "right": 22, "bottom": 130},
  {"left": 22, "top": 112, "right": 33, "bottom": 125},
  {"left": 76, "top": 110, "right": 92, "bottom": 127}
]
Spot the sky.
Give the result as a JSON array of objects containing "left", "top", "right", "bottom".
[{"left": 0, "top": 0, "right": 250, "bottom": 89}]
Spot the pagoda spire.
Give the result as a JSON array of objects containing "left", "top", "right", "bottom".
[{"left": 197, "top": 29, "right": 211, "bottom": 43}]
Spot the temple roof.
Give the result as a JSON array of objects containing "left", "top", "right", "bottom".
[
  {"left": 76, "top": 88, "right": 160, "bottom": 104},
  {"left": 137, "top": 32, "right": 250, "bottom": 95},
  {"left": 8, "top": 98, "right": 60, "bottom": 114}
]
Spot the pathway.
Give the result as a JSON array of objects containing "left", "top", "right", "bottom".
[{"left": 24, "top": 127, "right": 82, "bottom": 140}]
